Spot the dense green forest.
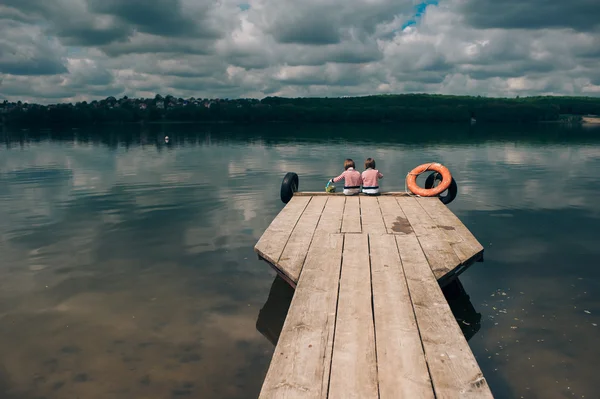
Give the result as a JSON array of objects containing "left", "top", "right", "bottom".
[{"left": 2, "top": 94, "right": 599, "bottom": 127}]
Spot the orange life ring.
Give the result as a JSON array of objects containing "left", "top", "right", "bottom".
[{"left": 406, "top": 162, "right": 452, "bottom": 197}]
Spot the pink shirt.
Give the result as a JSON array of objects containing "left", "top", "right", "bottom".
[
  {"left": 361, "top": 168, "right": 383, "bottom": 188},
  {"left": 332, "top": 167, "right": 362, "bottom": 188}
]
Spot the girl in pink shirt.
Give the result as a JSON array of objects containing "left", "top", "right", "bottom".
[
  {"left": 329, "top": 158, "right": 363, "bottom": 195},
  {"left": 361, "top": 157, "right": 383, "bottom": 195}
]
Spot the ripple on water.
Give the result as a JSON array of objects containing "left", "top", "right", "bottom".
[{"left": 1, "top": 125, "right": 600, "bottom": 398}]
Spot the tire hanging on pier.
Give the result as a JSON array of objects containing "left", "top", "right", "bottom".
[
  {"left": 425, "top": 172, "right": 458, "bottom": 205},
  {"left": 280, "top": 172, "right": 299, "bottom": 204},
  {"left": 406, "top": 162, "right": 456, "bottom": 204}
]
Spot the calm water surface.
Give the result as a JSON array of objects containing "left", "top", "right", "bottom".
[{"left": 1, "top": 124, "right": 599, "bottom": 399}]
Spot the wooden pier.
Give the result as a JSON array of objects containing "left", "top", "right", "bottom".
[{"left": 255, "top": 192, "right": 493, "bottom": 398}]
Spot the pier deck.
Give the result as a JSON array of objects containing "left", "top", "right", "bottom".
[
  {"left": 255, "top": 193, "right": 484, "bottom": 288},
  {"left": 255, "top": 193, "right": 492, "bottom": 398}
]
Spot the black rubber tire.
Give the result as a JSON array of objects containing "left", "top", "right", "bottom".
[
  {"left": 424, "top": 172, "right": 458, "bottom": 205},
  {"left": 280, "top": 172, "right": 299, "bottom": 204},
  {"left": 424, "top": 172, "right": 440, "bottom": 190}
]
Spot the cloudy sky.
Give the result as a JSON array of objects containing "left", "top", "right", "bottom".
[{"left": 1, "top": 0, "right": 599, "bottom": 104}]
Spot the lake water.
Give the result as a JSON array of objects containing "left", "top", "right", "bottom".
[{"left": 1, "top": 123, "right": 599, "bottom": 399}]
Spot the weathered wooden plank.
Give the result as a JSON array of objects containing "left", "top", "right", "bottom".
[
  {"left": 278, "top": 196, "right": 329, "bottom": 281},
  {"left": 378, "top": 196, "right": 414, "bottom": 235},
  {"left": 294, "top": 192, "right": 411, "bottom": 196},
  {"left": 359, "top": 196, "right": 386, "bottom": 234},
  {"left": 328, "top": 234, "right": 378, "bottom": 399},
  {"left": 396, "top": 196, "right": 461, "bottom": 280},
  {"left": 259, "top": 233, "right": 344, "bottom": 399},
  {"left": 416, "top": 197, "right": 484, "bottom": 264},
  {"left": 255, "top": 196, "right": 311, "bottom": 266},
  {"left": 369, "top": 233, "right": 434, "bottom": 399},
  {"left": 315, "top": 196, "right": 346, "bottom": 233},
  {"left": 341, "top": 196, "right": 361, "bottom": 233},
  {"left": 396, "top": 234, "right": 494, "bottom": 399}
]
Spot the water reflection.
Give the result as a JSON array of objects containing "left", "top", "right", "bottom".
[
  {"left": 256, "top": 276, "right": 482, "bottom": 346},
  {"left": 256, "top": 276, "right": 295, "bottom": 346},
  {"left": 2, "top": 122, "right": 600, "bottom": 150},
  {"left": 1, "top": 124, "right": 600, "bottom": 399},
  {"left": 444, "top": 279, "right": 482, "bottom": 342}
]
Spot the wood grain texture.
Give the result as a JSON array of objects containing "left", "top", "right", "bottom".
[
  {"left": 279, "top": 196, "right": 329, "bottom": 282},
  {"left": 396, "top": 196, "right": 461, "bottom": 279},
  {"left": 341, "top": 196, "right": 362, "bottom": 233},
  {"left": 369, "top": 233, "right": 434, "bottom": 399},
  {"left": 315, "top": 196, "right": 346, "bottom": 233},
  {"left": 256, "top": 194, "right": 492, "bottom": 399},
  {"left": 294, "top": 192, "right": 411, "bottom": 196},
  {"left": 396, "top": 234, "right": 494, "bottom": 399},
  {"left": 359, "top": 196, "right": 387, "bottom": 234},
  {"left": 328, "top": 234, "right": 378, "bottom": 399},
  {"left": 255, "top": 196, "right": 311, "bottom": 266},
  {"left": 259, "top": 233, "right": 344, "bottom": 399},
  {"left": 416, "top": 198, "right": 484, "bottom": 263},
  {"left": 378, "top": 196, "right": 413, "bottom": 235}
]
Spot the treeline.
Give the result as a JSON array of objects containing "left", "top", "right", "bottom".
[{"left": 3, "top": 94, "right": 599, "bottom": 127}]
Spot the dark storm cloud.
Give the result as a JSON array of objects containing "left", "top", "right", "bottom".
[
  {"left": 0, "top": 21, "right": 67, "bottom": 76},
  {"left": 0, "top": 5, "right": 36, "bottom": 23},
  {"left": 0, "top": 49, "right": 67, "bottom": 76},
  {"left": 384, "top": 40, "right": 452, "bottom": 75},
  {"left": 100, "top": 36, "right": 216, "bottom": 56},
  {"left": 220, "top": 33, "right": 382, "bottom": 71},
  {"left": 68, "top": 65, "right": 115, "bottom": 88},
  {"left": 0, "top": 0, "right": 48, "bottom": 15},
  {"left": 2, "top": 0, "right": 221, "bottom": 48},
  {"left": 417, "top": 55, "right": 451, "bottom": 72},
  {"left": 261, "top": 0, "right": 411, "bottom": 45},
  {"left": 468, "top": 36, "right": 531, "bottom": 64},
  {"left": 577, "top": 43, "right": 600, "bottom": 59},
  {"left": 0, "top": 76, "right": 76, "bottom": 99},
  {"left": 461, "top": 0, "right": 600, "bottom": 31},
  {"left": 128, "top": 55, "right": 226, "bottom": 79},
  {"left": 0, "top": 59, "right": 67, "bottom": 76},
  {"left": 87, "top": 0, "right": 219, "bottom": 39},
  {"left": 271, "top": 15, "right": 341, "bottom": 45},
  {"left": 1, "top": 0, "right": 600, "bottom": 102},
  {"left": 1, "top": 0, "right": 132, "bottom": 46},
  {"left": 225, "top": 53, "right": 272, "bottom": 70},
  {"left": 56, "top": 25, "right": 133, "bottom": 47},
  {"left": 285, "top": 42, "right": 383, "bottom": 66}
]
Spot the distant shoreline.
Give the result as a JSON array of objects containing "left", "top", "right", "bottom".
[
  {"left": 102, "top": 117, "right": 594, "bottom": 126},
  {"left": 3, "top": 93, "right": 599, "bottom": 127},
  {"left": 4, "top": 118, "right": 597, "bottom": 129}
]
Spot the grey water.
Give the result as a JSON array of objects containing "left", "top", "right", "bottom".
[{"left": 1, "top": 123, "right": 599, "bottom": 399}]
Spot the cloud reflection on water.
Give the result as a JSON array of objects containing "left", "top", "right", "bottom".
[{"left": 0, "top": 124, "right": 599, "bottom": 398}]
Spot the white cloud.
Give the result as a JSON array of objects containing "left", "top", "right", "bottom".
[{"left": 0, "top": 0, "right": 599, "bottom": 103}]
